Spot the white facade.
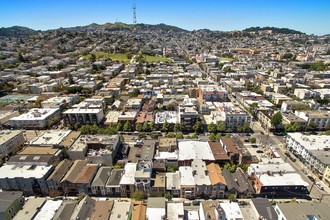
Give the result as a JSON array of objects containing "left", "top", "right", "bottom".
[
  {"left": 9, "top": 108, "right": 60, "bottom": 129},
  {"left": 286, "top": 133, "right": 330, "bottom": 176}
]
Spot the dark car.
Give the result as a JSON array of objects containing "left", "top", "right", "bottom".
[
  {"left": 289, "top": 157, "right": 296, "bottom": 162},
  {"left": 307, "top": 175, "right": 315, "bottom": 182},
  {"left": 256, "top": 150, "right": 264, "bottom": 153},
  {"left": 252, "top": 145, "right": 258, "bottom": 148}
]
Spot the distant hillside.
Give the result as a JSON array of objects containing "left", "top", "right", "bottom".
[
  {"left": 85, "top": 22, "right": 188, "bottom": 32},
  {"left": 243, "top": 26, "right": 304, "bottom": 34},
  {"left": 137, "top": 23, "right": 188, "bottom": 32},
  {"left": 0, "top": 26, "right": 38, "bottom": 37}
]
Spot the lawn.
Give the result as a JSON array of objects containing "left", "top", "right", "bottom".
[
  {"left": 84, "top": 53, "right": 131, "bottom": 64},
  {"left": 220, "top": 57, "right": 235, "bottom": 62}
]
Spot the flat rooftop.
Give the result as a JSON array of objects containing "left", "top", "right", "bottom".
[
  {"left": 259, "top": 173, "right": 308, "bottom": 187},
  {"left": 10, "top": 108, "right": 59, "bottom": 121},
  {"left": 119, "top": 163, "right": 137, "bottom": 185},
  {"left": 0, "top": 130, "right": 22, "bottom": 146},
  {"left": 178, "top": 140, "right": 215, "bottom": 161},
  {"left": 29, "top": 130, "right": 71, "bottom": 146},
  {"left": 33, "top": 200, "right": 63, "bottom": 220},
  {"left": 18, "top": 146, "right": 59, "bottom": 155},
  {"left": 14, "top": 197, "right": 46, "bottom": 220},
  {"left": 0, "top": 164, "right": 53, "bottom": 179}
]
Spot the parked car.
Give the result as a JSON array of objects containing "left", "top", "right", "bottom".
[
  {"left": 252, "top": 145, "right": 258, "bottom": 148},
  {"left": 307, "top": 175, "right": 315, "bottom": 182},
  {"left": 289, "top": 157, "right": 296, "bottom": 162},
  {"left": 256, "top": 150, "right": 264, "bottom": 153},
  {"left": 301, "top": 169, "right": 308, "bottom": 175},
  {"left": 315, "top": 182, "right": 324, "bottom": 190}
]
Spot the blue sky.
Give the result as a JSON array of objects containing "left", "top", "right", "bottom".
[{"left": 1, "top": 0, "right": 330, "bottom": 35}]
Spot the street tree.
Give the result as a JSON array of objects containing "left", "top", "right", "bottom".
[{"left": 271, "top": 112, "right": 283, "bottom": 130}]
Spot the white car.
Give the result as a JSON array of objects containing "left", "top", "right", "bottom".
[{"left": 315, "top": 182, "right": 324, "bottom": 190}]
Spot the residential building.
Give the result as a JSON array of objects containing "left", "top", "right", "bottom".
[
  {"left": 155, "top": 111, "right": 178, "bottom": 125},
  {"left": 46, "top": 159, "right": 73, "bottom": 193},
  {"left": 91, "top": 166, "right": 112, "bottom": 196},
  {"left": 9, "top": 108, "right": 60, "bottom": 129},
  {"left": 219, "top": 202, "right": 244, "bottom": 220},
  {"left": 150, "top": 173, "right": 166, "bottom": 197},
  {"left": 208, "top": 141, "right": 230, "bottom": 164},
  {"left": 109, "top": 201, "right": 132, "bottom": 220},
  {"left": 198, "top": 85, "right": 228, "bottom": 102},
  {"left": 275, "top": 203, "right": 330, "bottom": 220},
  {"left": 178, "top": 140, "right": 215, "bottom": 166},
  {"left": 166, "top": 202, "right": 184, "bottom": 220},
  {"left": 222, "top": 168, "right": 254, "bottom": 198},
  {"left": 120, "top": 163, "right": 137, "bottom": 197},
  {"left": 192, "top": 159, "right": 211, "bottom": 198},
  {"left": 295, "top": 110, "right": 330, "bottom": 130},
  {"left": 179, "top": 166, "right": 196, "bottom": 199},
  {"left": 0, "top": 191, "right": 24, "bottom": 220},
  {"left": 166, "top": 171, "right": 181, "bottom": 197},
  {"left": 159, "top": 137, "right": 177, "bottom": 152},
  {"left": 131, "top": 202, "right": 147, "bottom": 220},
  {"left": 220, "top": 138, "right": 240, "bottom": 162},
  {"left": 105, "top": 169, "right": 125, "bottom": 197},
  {"left": 252, "top": 172, "right": 308, "bottom": 198},
  {"left": 63, "top": 108, "right": 104, "bottom": 125},
  {"left": 178, "top": 106, "right": 199, "bottom": 131},
  {"left": 207, "top": 163, "right": 227, "bottom": 199},
  {"left": 0, "top": 130, "right": 25, "bottom": 157},
  {"left": 251, "top": 198, "right": 277, "bottom": 220},
  {"left": 286, "top": 133, "right": 330, "bottom": 178},
  {"left": 146, "top": 197, "right": 166, "bottom": 220},
  {"left": 135, "top": 160, "right": 152, "bottom": 196},
  {"left": 0, "top": 164, "right": 54, "bottom": 196}
]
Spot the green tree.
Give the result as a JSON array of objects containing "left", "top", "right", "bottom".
[
  {"left": 123, "top": 121, "right": 132, "bottom": 132},
  {"left": 271, "top": 112, "right": 283, "bottom": 130},
  {"left": 174, "top": 123, "right": 181, "bottom": 133},
  {"left": 228, "top": 194, "right": 237, "bottom": 201},
  {"left": 249, "top": 137, "right": 256, "bottom": 143},
  {"left": 136, "top": 123, "right": 143, "bottom": 132},
  {"left": 116, "top": 123, "right": 122, "bottom": 131},
  {"left": 166, "top": 132, "right": 176, "bottom": 138},
  {"left": 142, "top": 121, "right": 149, "bottom": 132},
  {"left": 208, "top": 122, "right": 217, "bottom": 133},
  {"left": 225, "top": 133, "right": 231, "bottom": 138},
  {"left": 129, "top": 88, "right": 140, "bottom": 97},
  {"left": 193, "top": 121, "right": 202, "bottom": 133},
  {"left": 307, "top": 122, "right": 317, "bottom": 131},
  {"left": 162, "top": 121, "right": 170, "bottom": 132},
  {"left": 217, "top": 123, "right": 226, "bottom": 133},
  {"left": 209, "top": 133, "right": 216, "bottom": 141},
  {"left": 149, "top": 121, "right": 156, "bottom": 131},
  {"left": 165, "top": 192, "right": 173, "bottom": 201},
  {"left": 215, "top": 133, "right": 222, "bottom": 141},
  {"left": 176, "top": 132, "right": 184, "bottom": 139},
  {"left": 131, "top": 190, "right": 145, "bottom": 201},
  {"left": 191, "top": 133, "right": 198, "bottom": 139}
]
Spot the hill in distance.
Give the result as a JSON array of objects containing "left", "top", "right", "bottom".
[
  {"left": 243, "top": 26, "right": 304, "bottom": 34},
  {"left": 0, "top": 26, "right": 38, "bottom": 37}
]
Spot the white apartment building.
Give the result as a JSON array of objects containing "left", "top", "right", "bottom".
[
  {"left": 286, "top": 133, "right": 330, "bottom": 177},
  {"left": 295, "top": 110, "right": 330, "bottom": 130},
  {"left": 9, "top": 108, "right": 60, "bottom": 129}
]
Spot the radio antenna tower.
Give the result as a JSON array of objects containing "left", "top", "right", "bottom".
[{"left": 133, "top": 0, "right": 137, "bottom": 24}]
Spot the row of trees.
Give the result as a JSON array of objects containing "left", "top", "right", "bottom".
[{"left": 208, "top": 122, "right": 250, "bottom": 133}]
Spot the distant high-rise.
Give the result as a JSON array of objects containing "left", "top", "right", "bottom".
[{"left": 133, "top": 1, "right": 137, "bottom": 24}]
